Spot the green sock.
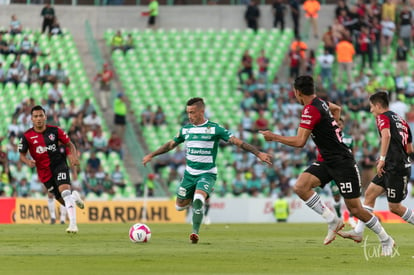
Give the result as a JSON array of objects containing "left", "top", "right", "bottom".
[
  {"left": 334, "top": 204, "right": 341, "bottom": 218},
  {"left": 192, "top": 199, "right": 204, "bottom": 234}
]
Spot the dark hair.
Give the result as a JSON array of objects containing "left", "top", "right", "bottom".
[
  {"left": 294, "top": 75, "right": 315, "bottom": 96},
  {"left": 31, "top": 105, "right": 46, "bottom": 115},
  {"left": 369, "top": 91, "right": 389, "bottom": 108},
  {"left": 187, "top": 97, "right": 205, "bottom": 108}
]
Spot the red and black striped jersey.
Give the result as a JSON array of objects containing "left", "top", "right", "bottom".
[
  {"left": 299, "top": 97, "right": 353, "bottom": 162},
  {"left": 19, "top": 125, "right": 70, "bottom": 183},
  {"left": 376, "top": 111, "right": 412, "bottom": 172}
]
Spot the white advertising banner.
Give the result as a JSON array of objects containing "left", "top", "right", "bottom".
[{"left": 207, "top": 196, "right": 414, "bottom": 223}]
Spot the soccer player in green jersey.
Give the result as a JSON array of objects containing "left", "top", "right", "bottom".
[{"left": 142, "top": 97, "right": 272, "bottom": 243}]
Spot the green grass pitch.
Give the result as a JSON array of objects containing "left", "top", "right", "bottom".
[{"left": 0, "top": 223, "right": 413, "bottom": 275}]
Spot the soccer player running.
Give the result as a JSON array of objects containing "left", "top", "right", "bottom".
[
  {"left": 339, "top": 91, "right": 414, "bottom": 243},
  {"left": 259, "top": 76, "right": 395, "bottom": 256},
  {"left": 19, "top": 105, "right": 84, "bottom": 233},
  {"left": 142, "top": 97, "right": 272, "bottom": 243},
  {"left": 329, "top": 117, "right": 354, "bottom": 221}
]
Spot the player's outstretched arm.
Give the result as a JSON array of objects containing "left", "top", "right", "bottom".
[
  {"left": 142, "top": 140, "right": 178, "bottom": 166},
  {"left": 259, "top": 127, "right": 312, "bottom": 148},
  {"left": 328, "top": 102, "right": 341, "bottom": 122},
  {"left": 229, "top": 136, "right": 272, "bottom": 165}
]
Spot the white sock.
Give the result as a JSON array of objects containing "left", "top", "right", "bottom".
[
  {"left": 354, "top": 205, "right": 374, "bottom": 234},
  {"left": 401, "top": 208, "right": 414, "bottom": 224},
  {"left": 60, "top": 205, "right": 67, "bottom": 223},
  {"left": 61, "top": 190, "right": 76, "bottom": 226},
  {"left": 365, "top": 215, "right": 389, "bottom": 242},
  {"left": 305, "top": 192, "right": 336, "bottom": 223},
  {"left": 48, "top": 198, "right": 56, "bottom": 220},
  {"left": 176, "top": 204, "right": 191, "bottom": 211}
]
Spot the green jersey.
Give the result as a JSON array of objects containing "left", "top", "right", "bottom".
[{"left": 173, "top": 120, "right": 233, "bottom": 175}]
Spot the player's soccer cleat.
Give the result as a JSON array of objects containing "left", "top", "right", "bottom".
[
  {"left": 72, "top": 190, "right": 85, "bottom": 209},
  {"left": 348, "top": 217, "right": 357, "bottom": 228},
  {"left": 50, "top": 218, "right": 56, "bottom": 225},
  {"left": 323, "top": 218, "right": 344, "bottom": 245},
  {"left": 337, "top": 229, "right": 363, "bottom": 243},
  {"left": 60, "top": 221, "right": 65, "bottom": 225},
  {"left": 66, "top": 224, "right": 79, "bottom": 234},
  {"left": 189, "top": 233, "right": 199, "bottom": 244},
  {"left": 381, "top": 237, "right": 395, "bottom": 256}
]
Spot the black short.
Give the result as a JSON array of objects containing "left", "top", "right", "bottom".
[
  {"left": 148, "top": 16, "right": 156, "bottom": 26},
  {"left": 305, "top": 160, "right": 361, "bottom": 199},
  {"left": 372, "top": 168, "right": 410, "bottom": 203},
  {"left": 43, "top": 164, "right": 71, "bottom": 200},
  {"left": 114, "top": 114, "right": 126, "bottom": 125}
]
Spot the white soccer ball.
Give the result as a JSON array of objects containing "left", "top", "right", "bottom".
[{"left": 129, "top": 223, "right": 152, "bottom": 243}]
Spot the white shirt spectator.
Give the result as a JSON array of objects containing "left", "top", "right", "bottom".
[
  {"left": 406, "top": 77, "right": 414, "bottom": 97},
  {"left": 317, "top": 53, "right": 334, "bottom": 68},
  {"left": 20, "top": 38, "right": 32, "bottom": 51},
  {"left": 390, "top": 98, "right": 409, "bottom": 119},
  {"left": 83, "top": 111, "right": 102, "bottom": 129},
  {"left": 381, "top": 20, "right": 395, "bottom": 37},
  {"left": 48, "top": 85, "right": 63, "bottom": 103}
]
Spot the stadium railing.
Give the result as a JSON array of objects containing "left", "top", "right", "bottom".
[{"left": 85, "top": 20, "right": 167, "bottom": 197}]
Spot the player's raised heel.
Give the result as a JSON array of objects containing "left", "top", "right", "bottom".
[
  {"left": 337, "top": 229, "right": 363, "bottom": 243},
  {"left": 323, "top": 218, "right": 344, "bottom": 245},
  {"left": 189, "top": 233, "right": 199, "bottom": 244},
  {"left": 72, "top": 191, "right": 84, "bottom": 209},
  {"left": 66, "top": 225, "right": 79, "bottom": 234}
]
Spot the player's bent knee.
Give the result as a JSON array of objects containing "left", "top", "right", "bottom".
[
  {"left": 193, "top": 193, "right": 205, "bottom": 205},
  {"left": 388, "top": 203, "right": 402, "bottom": 215},
  {"left": 61, "top": 189, "right": 71, "bottom": 198},
  {"left": 176, "top": 204, "right": 190, "bottom": 211}
]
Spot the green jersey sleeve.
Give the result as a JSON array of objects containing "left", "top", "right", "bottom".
[
  {"left": 216, "top": 124, "right": 233, "bottom": 142},
  {"left": 173, "top": 128, "right": 185, "bottom": 144}
]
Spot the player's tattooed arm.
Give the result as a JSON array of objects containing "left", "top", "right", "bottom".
[
  {"left": 142, "top": 140, "right": 178, "bottom": 166},
  {"left": 229, "top": 136, "right": 260, "bottom": 156}
]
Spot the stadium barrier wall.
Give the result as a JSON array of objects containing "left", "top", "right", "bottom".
[
  {"left": 2, "top": 196, "right": 414, "bottom": 224},
  {"left": 207, "top": 196, "right": 413, "bottom": 224},
  {"left": 0, "top": 198, "right": 185, "bottom": 224}
]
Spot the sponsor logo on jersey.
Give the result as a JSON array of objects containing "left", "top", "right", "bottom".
[
  {"left": 35, "top": 144, "right": 57, "bottom": 154},
  {"left": 178, "top": 187, "right": 186, "bottom": 197},
  {"left": 33, "top": 140, "right": 38, "bottom": 144},
  {"left": 30, "top": 135, "right": 38, "bottom": 139},
  {"left": 189, "top": 148, "right": 211, "bottom": 155},
  {"left": 301, "top": 119, "right": 312, "bottom": 125},
  {"left": 18, "top": 138, "right": 23, "bottom": 150},
  {"left": 48, "top": 134, "right": 55, "bottom": 141}
]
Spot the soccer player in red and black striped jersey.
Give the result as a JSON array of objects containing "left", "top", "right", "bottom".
[
  {"left": 19, "top": 105, "right": 84, "bottom": 233},
  {"left": 341, "top": 91, "right": 414, "bottom": 244},
  {"left": 260, "top": 76, "right": 395, "bottom": 256}
]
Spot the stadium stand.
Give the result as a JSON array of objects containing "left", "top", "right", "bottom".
[
  {"left": 0, "top": 28, "right": 133, "bottom": 200},
  {"left": 106, "top": 28, "right": 294, "bottom": 197}
]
